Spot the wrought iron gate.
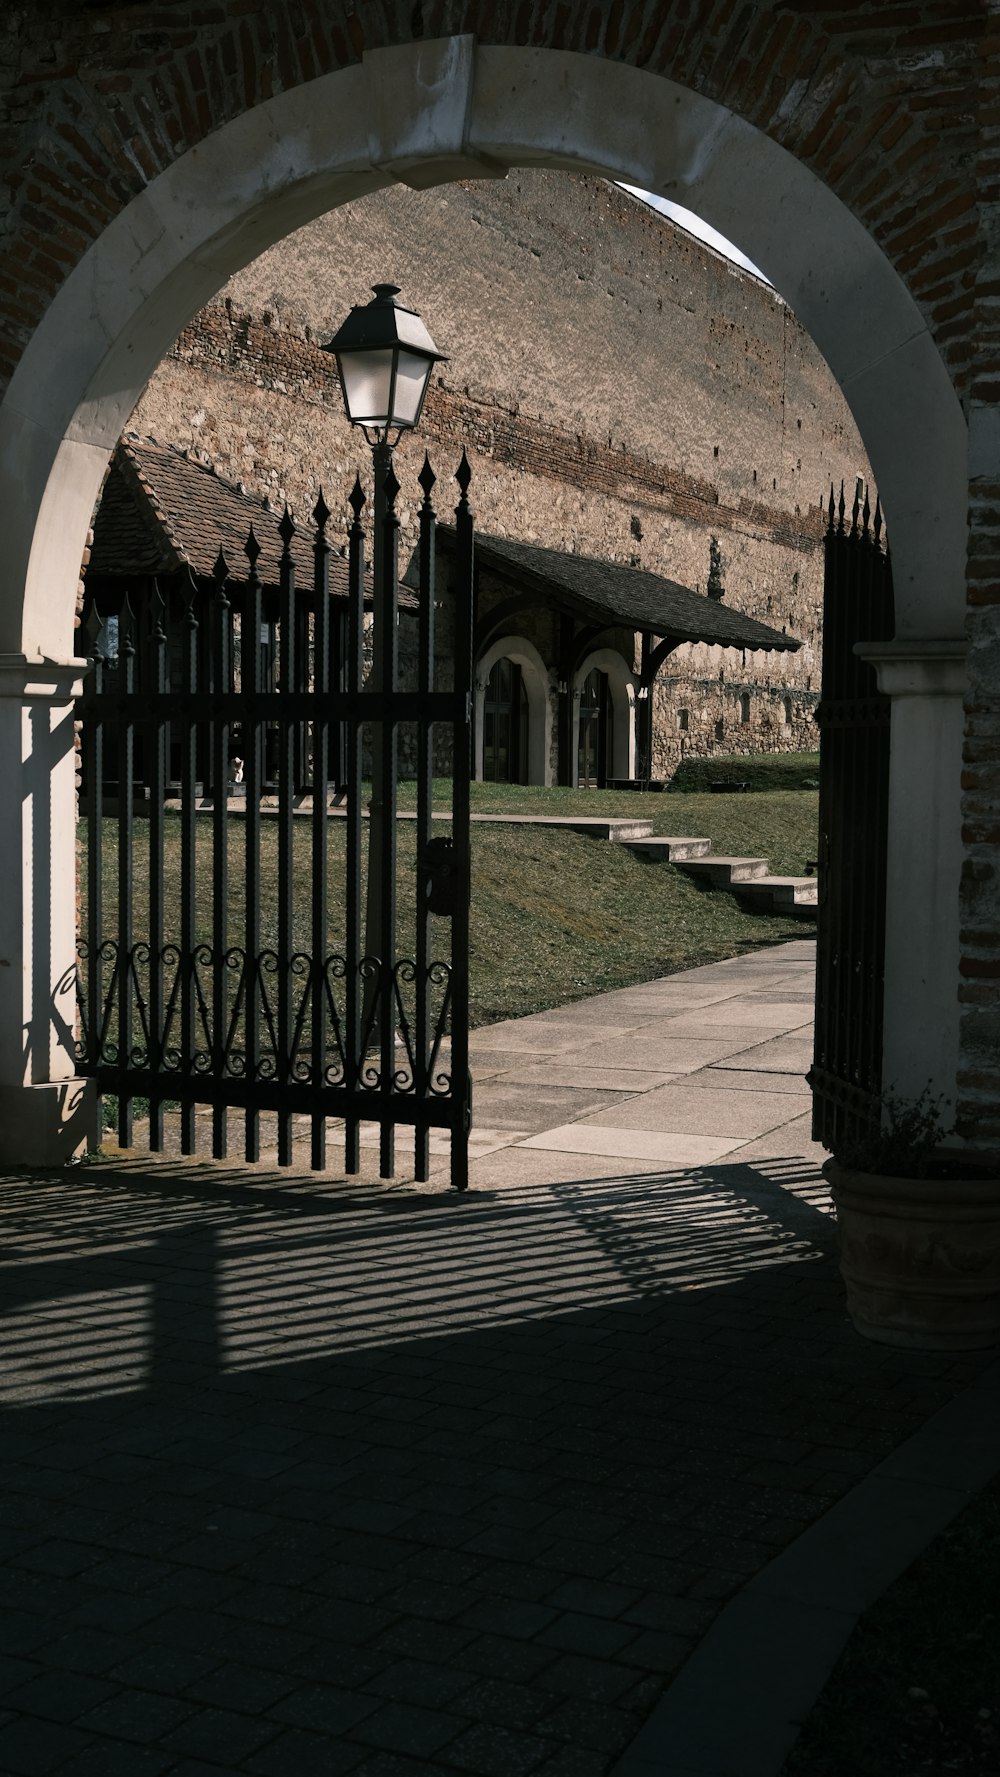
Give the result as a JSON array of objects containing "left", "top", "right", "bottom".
[
  {"left": 810, "top": 480, "right": 894, "bottom": 1151},
  {"left": 76, "top": 453, "right": 474, "bottom": 1190}
]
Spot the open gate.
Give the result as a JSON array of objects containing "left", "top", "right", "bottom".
[
  {"left": 810, "top": 480, "right": 894, "bottom": 1151},
  {"left": 76, "top": 452, "right": 474, "bottom": 1190}
]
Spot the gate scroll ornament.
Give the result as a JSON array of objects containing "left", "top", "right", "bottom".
[{"left": 76, "top": 453, "right": 475, "bottom": 1190}]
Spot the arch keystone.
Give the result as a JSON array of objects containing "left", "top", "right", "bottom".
[{"left": 364, "top": 37, "right": 508, "bottom": 188}]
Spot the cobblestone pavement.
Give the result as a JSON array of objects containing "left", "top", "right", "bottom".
[{"left": 0, "top": 943, "right": 988, "bottom": 1775}]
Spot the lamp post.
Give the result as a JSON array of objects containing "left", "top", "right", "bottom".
[
  {"left": 323, "top": 285, "right": 447, "bottom": 1038},
  {"left": 324, "top": 281, "right": 446, "bottom": 668}
]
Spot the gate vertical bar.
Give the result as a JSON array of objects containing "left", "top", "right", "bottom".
[
  {"left": 843, "top": 480, "right": 862, "bottom": 1119},
  {"left": 179, "top": 574, "right": 199, "bottom": 1155},
  {"left": 310, "top": 492, "right": 332, "bottom": 1171},
  {"left": 344, "top": 478, "right": 366, "bottom": 1173},
  {"left": 811, "top": 479, "right": 893, "bottom": 1149},
  {"left": 451, "top": 451, "right": 475, "bottom": 1193},
  {"left": 276, "top": 510, "right": 296, "bottom": 1166},
  {"left": 414, "top": 455, "right": 437, "bottom": 1182},
  {"left": 115, "top": 593, "right": 136, "bottom": 1149},
  {"left": 147, "top": 583, "right": 168, "bottom": 1151},
  {"left": 870, "top": 502, "right": 891, "bottom": 1100},
  {"left": 242, "top": 528, "right": 264, "bottom": 1162},
  {"left": 210, "top": 551, "right": 231, "bottom": 1159},
  {"left": 83, "top": 599, "right": 104, "bottom": 1089}
]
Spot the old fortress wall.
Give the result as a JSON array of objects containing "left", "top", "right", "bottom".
[{"left": 129, "top": 169, "right": 873, "bottom": 776}]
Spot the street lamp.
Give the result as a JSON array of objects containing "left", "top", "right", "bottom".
[
  {"left": 324, "top": 286, "right": 447, "bottom": 1047},
  {"left": 324, "top": 283, "right": 446, "bottom": 444},
  {"left": 324, "top": 282, "right": 447, "bottom": 593}
]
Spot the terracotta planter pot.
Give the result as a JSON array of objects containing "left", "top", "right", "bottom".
[{"left": 824, "top": 1159, "right": 1000, "bottom": 1350}]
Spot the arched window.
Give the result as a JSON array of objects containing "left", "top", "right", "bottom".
[{"left": 482, "top": 656, "right": 529, "bottom": 784}]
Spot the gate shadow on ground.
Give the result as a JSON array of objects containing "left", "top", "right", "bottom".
[{"left": 0, "top": 1163, "right": 985, "bottom": 1774}]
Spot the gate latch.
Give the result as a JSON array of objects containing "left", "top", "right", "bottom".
[{"left": 422, "top": 835, "right": 458, "bottom": 917}]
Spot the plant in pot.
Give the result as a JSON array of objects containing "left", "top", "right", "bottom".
[{"left": 824, "top": 1093, "right": 1000, "bottom": 1351}]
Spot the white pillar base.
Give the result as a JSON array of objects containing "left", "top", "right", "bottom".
[
  {"left": 0, "top": 653, "right": 95, "bottom": 1167},
  {"left": 0, "top": 1079, "right": 99, "bottom": 1168}
]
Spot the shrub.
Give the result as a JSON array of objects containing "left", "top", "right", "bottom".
[{"left": 670, "top": 751, "right": 821, "bottom": 793}]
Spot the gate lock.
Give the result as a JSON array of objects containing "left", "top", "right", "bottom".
[{"left": 422, "top": 835, "right": 458, "bottom": 917}]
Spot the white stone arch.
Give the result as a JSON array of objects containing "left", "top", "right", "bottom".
[
  {"left": 572, "top": 648, "right": 636, "bottom": 788},
  {"left": 475, "top": 635, "right": 552, "bottom": 787},
  {"left": 0, "top": 35, "right": 972, "bottom": 1153}
]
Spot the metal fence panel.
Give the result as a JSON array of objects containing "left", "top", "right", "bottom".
[
  {"left": 76, "top": 456, "right": 474, "bottom": 1189},
  {"left": 810, "top": 481, "right": 894, "bottom": 1151}
]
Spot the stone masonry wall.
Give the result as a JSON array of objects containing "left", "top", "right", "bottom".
[{"left": 129, "top": 170, "right": 870, "bottom": 772}]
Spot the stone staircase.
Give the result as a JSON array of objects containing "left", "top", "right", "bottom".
[
  {"left": 416, "top": 811, "right": 817, "bottom": 918},
  {"left": 618, "top": 829, "right": 818, "bottom": 918}
]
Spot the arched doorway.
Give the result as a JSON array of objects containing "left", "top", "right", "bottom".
[
  {"left": 573, "top": 648, "right": 636, "bottom": 789},
  {"left": 482, "top": 657, "right": 529, "bottom": 784},
  {"left": 474, "top": 636, "right": 552, "bottom": 787},
  {"left": 0, "top": 36, "right": 973, "bottom": 1157},
  {"left": 576, "top": 668, "right": 612, "bottom": 789}
]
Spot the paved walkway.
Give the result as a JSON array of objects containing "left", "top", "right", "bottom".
[{"left": 0, "top": 939, "right": 997, "bottom": 1776}]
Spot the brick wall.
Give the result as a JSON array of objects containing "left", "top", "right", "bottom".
[
  {"left": 0, "top": 4, "right": 980, "bottom": 407},
  {"left": 956, "top": 0, "right": 1000, "bottom": 1142}
]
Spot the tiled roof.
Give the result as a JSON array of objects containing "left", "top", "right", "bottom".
[
  {"left": 88, "top": 435, "right": 364, "bottom": 600},
  {"left": 457, "top": 530, "right": 800, "bottom": 653}
]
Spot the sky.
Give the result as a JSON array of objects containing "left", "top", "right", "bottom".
[{"left": 620, "top": 185, "right": 771, "bottom": 283}]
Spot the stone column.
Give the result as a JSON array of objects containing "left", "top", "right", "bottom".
[
  {"left": 859, "top": 639, "right": 967, "bottom": 1122},
  {"left": 0, "top": 655, "right": 98, "bottom": 1164}
]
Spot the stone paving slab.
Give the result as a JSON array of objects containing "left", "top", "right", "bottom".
[
  {"left": 518, "top": 1126, "right": 747, "bottom": 1164},
  {"left": 462, "top": 1084, "right": 631, "bottom": 1135},
  {"left": 486, "top": 1064, "right": 680, "bottom": 1095},
  {"left": 572, "top": 1031, "right": 793, "bottom": 1073},
  {"left": 713, "top": 1034, "right": 816, "bottom": 1075},
  {"left": 579, "top": 1084, "right": 812, "bottom": 1140},
  {"left": 524, "top": 985, "right": 749, "bottom": 1021},
  {"left": 469, "top": 1022, "right": 635, "bottom": 1055},
  {"left": 685, "top": 1067, "right": 812, "bottom": 1098},
  {"left": 0, "top": 940, "right": 994, "bottom": 1777},
  {"left": 664, "top": 1000, "right": 812, "bottom": 1031}
]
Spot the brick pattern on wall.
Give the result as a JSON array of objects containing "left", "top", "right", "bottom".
[
  {"left": 126, "top": 167, "right": 856, "bottom": 742},
  {"left": 0, "top": 3, "right": 980, "bottom": 398},
  {"left": 169, "top": 299, "right": 825, "bottom": 556}
]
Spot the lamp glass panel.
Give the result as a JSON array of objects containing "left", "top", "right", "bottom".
[
  {"left": 391, "top": 350, "right": 432, "bottom": 426},
  {"left": 340, "top": 349, "right": 394, "bottom": 424}
]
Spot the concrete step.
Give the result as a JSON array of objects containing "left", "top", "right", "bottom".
[
  {"left": 464, "top": 814, "right": 656, "bottom": 842},
  {"left": 733, "top": 874, "right": 819, "bottom": 914},
  {"left": 676, "top": 855, "right": 771, "bottom": 887},
  {"left": 620, "top": 835, "right": 713, "bottom": 863}
]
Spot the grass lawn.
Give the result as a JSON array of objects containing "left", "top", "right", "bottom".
[
  {"left": 79, "top": 785, "right": 818, "bottom": 1028},
  {"left": 782, "top": 1470, "right": 1000, "bottom": 1776}
]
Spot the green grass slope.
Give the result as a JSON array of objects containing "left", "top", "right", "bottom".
[{"left": 81, "top": 788, "right": 816, "bottom": 1028}]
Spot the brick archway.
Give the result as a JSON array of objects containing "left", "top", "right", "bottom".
[
  {"left": 0, "top": 15, "right": 990, "bottom": 1159},
  {"left": 1, "top": 38, "right": 969, "bottom": 658}
]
